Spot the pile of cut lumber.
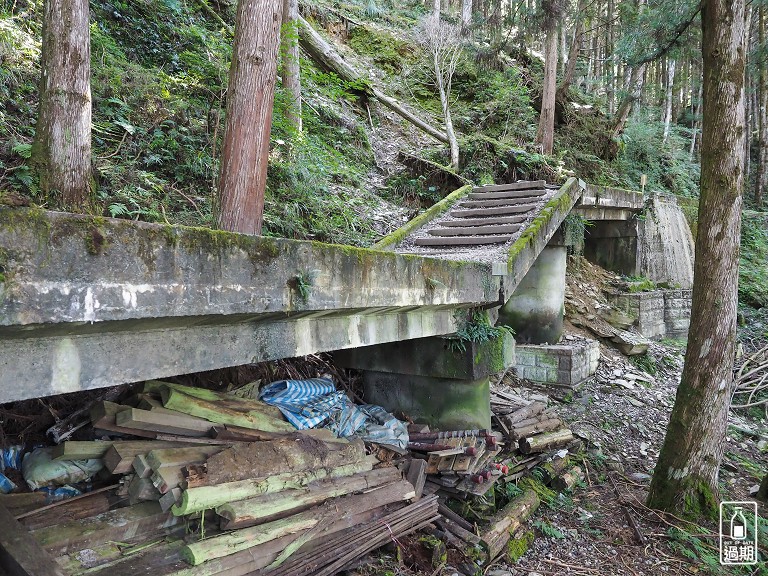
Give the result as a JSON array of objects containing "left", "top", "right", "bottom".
[{"left": 0, "top": 380, "right": 437, "bottom": 576}]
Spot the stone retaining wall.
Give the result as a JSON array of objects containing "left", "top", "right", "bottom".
[
  {"left": 607, "top": 289, "right": 692, "bottom": 340},
  {"left": 515, "top": 339, "right": 600, "bottom": 388}
]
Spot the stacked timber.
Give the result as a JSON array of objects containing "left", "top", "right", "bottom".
[{"left": 0, "top": 380, "right": 439, "bottom": 576}]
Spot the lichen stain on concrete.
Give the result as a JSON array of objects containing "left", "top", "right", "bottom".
[
  {"left": 83, "top": 287, "right": 99, "bottom": 323},
  {"left": 50, "top": 338, "right": 81, "bottom": 395}
]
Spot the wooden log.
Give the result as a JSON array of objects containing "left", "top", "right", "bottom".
[
  {"left": 0, "top": 503, "right": 65, "bottom": 576},
  {"left": 437, "top": 501, "right": 474, "bottom": 532},
  {"left": 31, "top": 501, "right": 181, "bottom": 556},
  {"left": 182, "top": 479, "right": 416, "bottom": 566},
  {"left": 160, "top": 388, "right": 294, "bottom": 433},
  {"left": 144, "top": 381, "right": 284, "bottom": 419},
  {"left": 90, "top": 402, "right": 157, "bottom": 439},
  {"left": 0, "top": 493, "right": 46, "bottom": 516},
  {"left": 503, "top": 401, "right": 546, "bottom": 427},
  {"left": 47, "top": 385, "right": 131, "bottom": 443},
  {"left": 116, "top": 408, "right": 213, "bottom": 437},
  {"left": 103, "top": 441, "right": 196, "bottom": 474},
  {"left": 269, "top": 496, "right": 439, "bottom": 576},
  {"left": 435, "top": 517, "right": 482, "bottom": 547},
  {"left": 204, "top": 436, "right": 365, "bottom": 485},
  {"left": 538, "top": 456, "right": 570, "bottom": 485},
  {"left": 128, "top": 477, "right": 162, "bottom": 503},
  {"left": 65, "top": 540, "right": 186, "bottom": 576},
  {"left": 551, "top": 465, "right": 584, "bottom": 492},
  {"left": 172, "top": 456, "right": 376, "bottom": 516},
  {"left": 152, "top": 467, "right": 185, "bottom": 494},
  {"left": 50, "top": 440, "right": 114, "bottom": 460},
  {"left": 296, "top": 15, "right": 449, "bottom": 144},
  {"left": 405, "top": 459, "right": 427, "bottom": 500},
  {"left": 164, "top": 492, "right": 412, "bottom": 576},
  {"left": 146, "top": 446, "right": 224, "bottom": 471},
  {"left": 473, "top": 180, "right": 546, "bottom": 192},
  {"left": 510, "top": 418, "right": 563, "bottom": 440},
  {"left": 481, "top": 489, "right": 539, "bottom": 560},
  {"left": 159, "top": 488, "right": 182, "bottom": 513},
  {"left": 133, "top": 454, "right": 153, "bottom": 478},
  {"left": 216, "top": 467, "right": 402, "bottom": 529},
  {"left": 519, "top": 429, "right": 574, "bottom": 454},
  {"left": 18, "top": 486, "right": 124, "bottom": 531}
]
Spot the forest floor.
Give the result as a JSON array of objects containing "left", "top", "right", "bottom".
[{"left": 350, "top": 258, "right": 768, "bottom": 576}]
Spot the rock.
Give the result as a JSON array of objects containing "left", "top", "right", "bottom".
[
  {"left": 627, "top": 397, "right": 644, "bottom": 408},
  {"left": 613, "top": 379, "right": 635, "bottom": 390},
  {"left": 608, "top": 462, "right": 625, "bottom": 473},
  {"left": 758, "top": 440, "right": 768, "bottom": 451},
  {"left": 628, "top": 472, "right": 651, "bottom": 483},
  {"left": 612, "top": 369, "right": 624, "bottom": 377},
  {"left": 639, "top": 442, "right": 649, "bottom": 456},
  {"left": 749, "top": 484, "right": 760, "bottom": 495}
]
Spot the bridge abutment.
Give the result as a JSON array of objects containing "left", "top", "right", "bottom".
[
  {"left": 335, "top": 332, "right": 515, "bottom": 429},
  {"left": 497, "top": 245, "right": 567, "bottom": 344}
]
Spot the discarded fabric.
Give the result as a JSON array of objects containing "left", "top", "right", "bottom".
[
  {"left": 259, "top": 378, "right": 409, "bottom": 448},
  {"left": 22, "top": 447, "right": 103, "bottom": 490}
]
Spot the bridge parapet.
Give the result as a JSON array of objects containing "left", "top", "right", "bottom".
[
  {"left": 0, "top": 208, "right": 500, "bottom": 403},
  {"left": 573, "top": 184, "right": 644, "bottom": 220}
]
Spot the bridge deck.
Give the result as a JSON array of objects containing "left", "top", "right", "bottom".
[{"left": 0, "top": 177, "right": 588, "bottom": 403}]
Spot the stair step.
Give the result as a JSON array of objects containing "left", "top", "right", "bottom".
[
  {"left": 472, "top": 180, "right": 546, "bottom": 193},
  {"left": 450, "top": 205, "right": 538, "bottom": 218},
  {"left": 458, "top": 199, "right": 540, "bottom": 209},
  {"left": 467, "top": 189, "right": 547, "bottom": 200},
  {"left": 440, "top": 215, "right": 528, "bottom": 226},
  {"left": 428, "top": 224, "right": 522, "bottom": 236},
  {"left": 414, "top": 235, "right": 513, "bottom": 246}
]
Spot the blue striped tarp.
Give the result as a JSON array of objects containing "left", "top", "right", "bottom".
[{"left": 259, "top": 378, "right": 409, "bottom": 448}]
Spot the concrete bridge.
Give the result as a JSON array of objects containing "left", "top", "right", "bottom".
[{"left": 0, "top": 179, "right": 687, "bottom": 428}]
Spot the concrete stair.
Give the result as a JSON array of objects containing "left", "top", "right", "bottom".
[{"left": 414, "top": 181, "right": 548, "bottom": 247}]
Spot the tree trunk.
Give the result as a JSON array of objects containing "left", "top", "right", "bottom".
[
  {"left": 297, "top": 16, "right": 448, "bottom": 143},
  {"left": 281, "top": 0, "right": 302, "bottom": 136},
  {"left": 602, "top": 62, "right": 646, "bottom": 159},
  {"left": 662, "top": 59, "right": 676, "bottom": 143},
  {"left": 461, "top": 0, "right": 472, "bottom": 34},
  {"left": 535, "top": 16, "right": 558, "bottom": 155},
  {"left": 434, "top": 51, "right": 460, "bottom": 169},
  {"left": 32, "top": 0, "right": 92, "bottom": 211},
  {"left": 756, "top": 5, "right": 767, "bottom": 209},
  {"left": 217, "top": 0, "right": 283, "bottom": 235},
  {"left": 647, "top": 0, "right": 745, "bottom": 517},
  {"left": 557, "top": 0, "right": 587, "bottom": 97}
]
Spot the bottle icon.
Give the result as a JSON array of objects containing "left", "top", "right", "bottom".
[{"left": 731, "top": 507, "right": 747, "bottom": 540}]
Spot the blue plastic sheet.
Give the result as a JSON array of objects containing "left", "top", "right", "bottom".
[{"left": 259, "top": 378, "right": 409, "bottom": 448}]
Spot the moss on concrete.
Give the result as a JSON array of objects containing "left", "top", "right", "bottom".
[{"left": 374, "top": 184, "right": 473, "bottom": 249}]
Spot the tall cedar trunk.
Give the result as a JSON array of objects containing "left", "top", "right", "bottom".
[
  {"left": 535, "top": 16, "right": 558, "bottom": 155},
  {"left": 557, "top": 0, "right": 587, "bottom": 97},
  {"left": 756, "top": 5, "right": 767, "bottom": 208},
  {"left": 461, "top": 0, "right": 471, "bottom": 34},
  {"left": 281, "top": 0, "right": 302, "bottom": 136},
  {"left": 606, "top": 0, "right": 615, "bottom": 115},
  {"left": 662, "top": 59, "right": 676, "bottom": 142},
  {"left": 690, "top": 79, "right": 702, "bottom": 160},
  {"left": 32, "top": 0, "right": 92, "bottom": 210},
  {"left": 218, "top": 0, "right": 283, "bottom": 235},
  {"left": 603, "top": 62, "right": 646, "bottom": 158},
  {"left": 646, "top": 0, "right": 745, "bottom": 516}
]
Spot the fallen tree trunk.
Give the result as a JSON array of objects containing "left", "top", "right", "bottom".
[
  {"left": 481, "top": 489, "right": 539, "bottom": 560},
  {"left": 297, "top": 16, "right": 449, "bottom": 144}
]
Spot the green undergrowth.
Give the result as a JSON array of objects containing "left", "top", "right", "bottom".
[{"left": 740, "top": 213, "right": 768, "bottom": 309}]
